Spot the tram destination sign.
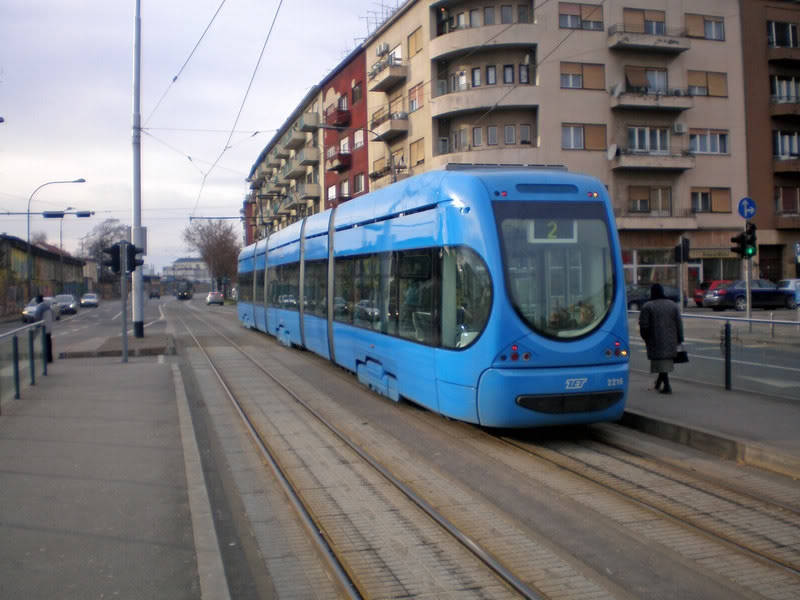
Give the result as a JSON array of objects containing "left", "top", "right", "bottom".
[{"left": 529, "top": 219, "right": 577, "bottom": 243}]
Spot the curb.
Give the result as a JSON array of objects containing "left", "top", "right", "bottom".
[
  {"left": 58, "top": 335, "right": 177, "bottom": 359},
  {"left": 620, "top": 409, "right": 800, "bottom": 480}
]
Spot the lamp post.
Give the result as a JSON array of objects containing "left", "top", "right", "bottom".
[
  {"left": 59, "top": 206, "right": 73, "bottom": 293},
  {"left": 27, "top": 178, "right": 86, "bottom": 298},
  {"left": 318, "top": 124, "right": 396, "bottom": 184}
]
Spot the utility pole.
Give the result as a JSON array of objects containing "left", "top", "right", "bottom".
[{"left": 131, "top": 0, "right": 144, "bottom": 337}]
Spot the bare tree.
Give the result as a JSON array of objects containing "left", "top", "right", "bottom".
[
  {"left": 182, "top": 219, "right": 241, "bottom": 294},
  {"left": 78, "top": 218, "right": 129, "bottom": 280}
]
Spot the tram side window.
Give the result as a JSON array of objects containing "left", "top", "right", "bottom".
[
  {"left": 304, "top": 260, "right": 327, "bottom": 317},
  {"left": 334, "top": 257, "right": 354, "bottom": 323},
  {"left": 353, "top": 254, "right": 379, "bottom": 330},
  {"left": 239, "top": 271, "right": 253, "bottom": 302},
  {"left": 283, "top": 263, "right": 300, "bottom": 310},
  {"left": 398, "top": 249, "right": 435, "bottom": 344},
  {"left": 267, "top": 265, "right": 278, "bottom": 307},
  {"left": 440, "top": 247, "right": 492, "bottom": 349},
  {"left": 255, "top": 266, "right": 265, "bottom": 304}
]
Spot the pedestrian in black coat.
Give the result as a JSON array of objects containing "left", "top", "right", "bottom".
[{"left": 638, "top": 283, "right": 683, "bottom": 394}]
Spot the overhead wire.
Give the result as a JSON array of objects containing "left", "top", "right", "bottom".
[{"left": 191, "top": 0, "right": 285, "bottom": 217}]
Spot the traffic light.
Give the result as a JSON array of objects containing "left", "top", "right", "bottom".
[
  {"left": 731, "top": 231, "right": 746, "bottom": 258},
  {"left": 102, "top": 243, "right": 121, "bottom": 273},
  {"left": 674, "top": 237, "right": 690, "bottom": 263},
  {"left": 744, "top": 222, "right": 757, "bottom": 258},
  {"left": 125, "top": 244, "right": 144, "bottom": 273}
]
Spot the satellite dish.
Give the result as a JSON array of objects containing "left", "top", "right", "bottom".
[
  {"left": 607, "top": 143, "right": 618, "bottom": 160},
  {"left": 610, "top": 83, "right": 621, "bottom": 97}
]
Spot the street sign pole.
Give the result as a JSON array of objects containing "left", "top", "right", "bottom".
[
  {"left": 738, "top": 198, "right": 757, "bottom": 327},
  {"left": 745, "top": 221, "right": 752, "bottom": 329}
]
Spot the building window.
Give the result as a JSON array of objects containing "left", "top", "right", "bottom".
[
  {"left": 487, "top": 125, "right": 498, "bottom": 145},
  {"left": 628, "top": 186, "right": 671, "bottom": 216},
  {"left": 503, "top": 65, "right": 514, "bottom": 84},
  {"left": 340, "top": 179, "right": 350, "bottom": 198},
  {"left": 686, "top": 14, "right": 724, "bottom": 40},
  {"left": 563, "top": 123, "right": 606, "bottom": 150},
  {"left": 501, "top": 5, "right": 513, "bottom": 24},
  {"left": 519, "top": 64, "right": 529, "bottom": 84},
  {"left": 354, "top": 173, "right": 365, "bottom": 194},
  {"left": 472, "top": 68, "right": 481, "bottom": 87},
  {"left": 352, "top": 82, "right": 363, "bottom": 105},
  {"left": 769, "top": 21, "right": 799, "bottom": 48},
  {"left": 504, "top": 125, "right": 516, "bottom": 144},
  {"left": 772, "top": 75, "right": 800, "bottom": 102},
  {"left": 473, "top": 127, "right": 483, "bottom": 147},
  {"left": 409, "top": 82, "right": 423, "bottom": 111},
  {"left": 689, "top": 129, "right": 728, "bottom": 154},
  {"left": 518, "top": 4, "right": 529, "bottom": 24},
  {"left": 328, "top": 185, "right": 337, "bottom": 201},
  {"left": 627, "top": 126, "right": 669, "bottom": 153},
  {"left": 410, "top": 138, "right": 424, "bottom": 165},
  {"left": 561, "top": 62, "right": 605, "bottom": 90},
  {"left": 623, "top": 8, "right": 664, "bottom": 35},
  {"left": 326, "top": 146, "right": 336, "bottom": 159},
  {"left": 692, "top": 187, "right": 730, "bottom": 213},
  {"left": 560, "top": 3, "right": 603, "bottom": 30},
  {"left": 338, "top": 95, "right": 348, "bottom": 111},
  {"left": 487, "top": 65, "right": 497, "bottom": 85},
  {"left": 339, "top": 137, "right": 350, "bottom": 153},
  {"left": 469, "top": 9, "right": 480, "bottom": 27},
  {"left": 625, "top": 66, "right": 667, "bottom": 93},
  {"left": 776, "top": 185, "right": 800, "bottom": 215},
  {"left": 687, "top": 71, "right": 727, "bottom": 97},
  {"left": 451, "top": 71, "right": 467, "bottom": 92},
  {"left": 774, "top": 130, "right": 800, "bottom": 157},
  {"left": 484, "top": 6, "right": 495, "bottom": 25},
  {"left": 408, "top": 27, "right": 422, "bottom": 57},
  {"left": 354, "top": 129, "right": 364, "bottom": 149},
  {"left": 451, "top": 129, "right": 468, "bottom": 152},
  {"left": 520, "top": 124, "right": 532, "bottom": 144}
]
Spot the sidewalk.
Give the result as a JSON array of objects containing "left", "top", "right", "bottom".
[
  {"left": 624, "top": 369, "right": 800, "bottom": 479},
  {"left": 0, "top": 336, "right": 228, "bottom": 600}
]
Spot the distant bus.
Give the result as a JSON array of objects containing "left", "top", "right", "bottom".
[{"left": 176, "top": 280, "right": 193, "bottom": 300}]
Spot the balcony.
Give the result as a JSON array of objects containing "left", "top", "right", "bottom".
[
  {"left": 266, "top": 152, "right": 281, "bottom": 168},
  {"left": 297, "top": 147, "right": 320, "bottom": 166},
  {"left": 607, "top": 23, "right": 690, "bottom": 53},
  {"left": 611, "top": 147, "right": 695, "bottom": 171},
  {"left": 770, "top": 96, "right": 800, "bottom": 120},
  {"left": 430, "top": 23, "right": 537, "bottom": 62},
  {"left": 298, "top": 112, "right": 320, "bottom": 132},
  {"left": 431, "top": 84, "right": 540, "bottom": 119},
  {"left": 267, "top": 176, "right": 287, "bottom": 194},
  {"left": 283, "top": 128, "right": 306, "bottom": 150},
  {"left": 767, "top": 45, "right": 800, "bottom": 65},
  {"left": 283, "top": 192, "right": 305, "bottom": 210},
  {"left": 774, "top": 156, "right": 800, "bottom": 173},
  {"left": 273, "top": 146, "right": 289, "bottom": 161},
  {"left": 297, "top": 183, "right": 321, "bottom": 200},
  {"left": 368, "top": 57, "right": 408, "bottom": 92},
  {"left": 610, "top": 87, "right": 694, "bottom": 112},
  {"left": 613, "top": 206, "right": 697, "bottom": 230},
  {"left": 285, "top": 157, "right": 306, "bottom": 180},
  {"left": 429, "top": 145, "right": 546, "bottom": 171},
  {"left": 326, "top": 151, "right": 352, "bottom": 172},
  {"left": 325, "top": 108, "right": 350, "bottom": 127},
  {"left": 370, "top": 110, "right": 409, "bottom": 141},
  {"left": 369, "top": 169, "right": 409, "bottom": 190}
]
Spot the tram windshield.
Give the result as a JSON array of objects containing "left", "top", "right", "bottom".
[{"left": 494, "top": 201, "right": 615, "bottom": 339}]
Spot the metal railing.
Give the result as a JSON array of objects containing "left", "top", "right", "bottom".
[
  {"left": 0, "top": 322, "right": 48, "bottom": 410},
  {"left": 608, "top": 23, "right": 687, "bottom": 38}
]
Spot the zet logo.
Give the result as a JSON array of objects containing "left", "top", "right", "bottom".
[{"left": 565, "top": 378, "right": 588, "bottom": 390}]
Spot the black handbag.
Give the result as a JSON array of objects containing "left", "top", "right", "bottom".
[{"left": 674, "top": 344, "right": 689, "bottom": 364}]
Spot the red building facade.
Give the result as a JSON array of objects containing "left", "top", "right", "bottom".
[{"left": 322, "top": 50, "right": 369, "bottom": 210}]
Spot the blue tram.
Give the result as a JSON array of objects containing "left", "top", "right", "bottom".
[{"left": 238, "top": 167, "right": 629, "bottom": 428}]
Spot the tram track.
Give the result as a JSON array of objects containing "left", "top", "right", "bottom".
[
  {"left": 175, "top": 310, "right": 545, "bottom": 600},
  {"left": 174, "top": 302, "right": 800, "bottom": 599}
]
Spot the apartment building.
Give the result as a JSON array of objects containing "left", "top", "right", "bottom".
[
  {"left": 245, "top": 1, "right": 798, "bottom": 291},
  {"left": 741, "top": 0, "right": 800, "bottom": 280}
]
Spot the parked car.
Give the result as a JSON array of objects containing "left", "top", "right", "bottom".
[
  {"left": 777, "top": 278, "right": 800, "bottom": 304},
  {"left": 80, "top": 293, "right": 99, "bottom": 307},
  {"left": 626, "top": 283, "right": 687, "bottom": 310},
  {"left": 205, "top": 291, "right": 224, "bottom": 305},
  {"left": 149, "top": 289, "right": 160, "bottom": 299},
  {"left": 704, "top": 279, "right": 798, "bottom": 311},
  {"left": 693, "top": 280, "right": 731, "bottom": 307},
  {"left": 53, "top": 294, "right": 78, "bottom": 314}
]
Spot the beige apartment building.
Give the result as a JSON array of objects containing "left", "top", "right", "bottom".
[{"left": 246, "top": 0, "right": 787, "bottom": 293}]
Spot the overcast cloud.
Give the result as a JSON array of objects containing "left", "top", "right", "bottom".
[{"left": 0, "top": 0, "right": 384, "bottom": 270}]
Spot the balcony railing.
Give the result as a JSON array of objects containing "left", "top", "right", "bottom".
[
  {"left": 370, "top": 109, "right": 409, "bottom": 141},
  {"left": 607, "top": 23, "right": 690, "bottom": 53},
  {"left": 326, "top": 151, "right": 352, "bottom": 172},
  {"left": 614, "top": 206, "right": 696, "bottom": 218},
  {"left": 611, "top": 86, "right": 694, "bottom": 111},
  {"left": 608, "top": 23, "right": 687, "bottom": 37},
  {"left": 611, "top": 147, "right": 695, "bottom": 170},
  {"left": 368, "top": 56, "right": 408, "bottom": 92},
  {"left": 325, "top": 108, "right": 350, "bottom": 127},
  {"left": 298, "top": 112, "right": 320, "bottom": 132}
]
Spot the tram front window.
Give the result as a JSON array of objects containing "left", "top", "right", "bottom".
[{"left": 494, "top": 201, "right": 615, "bottom": 339}]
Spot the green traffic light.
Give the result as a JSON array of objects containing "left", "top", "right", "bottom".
[{"left": 745, "top": 246, "right": 755, "bottom": 256}]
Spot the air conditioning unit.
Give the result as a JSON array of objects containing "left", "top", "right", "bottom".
[
  {"left": 376, "top": 42, "right": 389, "bottom": 56},
  {"left": 673, "top": 123, "right": 688, "bottom": 135},
  {"left": 392, "top": 111, "right": 408, "bottom": 120}
]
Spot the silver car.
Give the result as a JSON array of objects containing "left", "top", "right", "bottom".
[{"left": 54, "top": 294, "right": 78, "bottom": 314}]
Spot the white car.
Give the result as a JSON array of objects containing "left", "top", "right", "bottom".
[{"left": 80, "top": 293, "right": 100, "bottom": 307}]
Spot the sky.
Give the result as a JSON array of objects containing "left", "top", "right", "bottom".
[{"left": 0, "top": 0, "right": 392, "bottom": 272}]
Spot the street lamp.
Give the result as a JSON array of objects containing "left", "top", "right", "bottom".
[
  {"left": 27, "top": 178, "right": 86, "bottom": 298},
  {"left": 41, "top": 208, "right": 95, "bottom": 293},
  {"left": 318, "top": 124, "right": 396, "bottom": 184}
]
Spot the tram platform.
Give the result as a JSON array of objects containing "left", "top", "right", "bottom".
[{"left": 0, "top": 333, "right": 797, "bottom": 598}]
